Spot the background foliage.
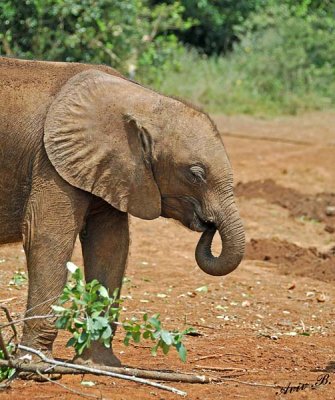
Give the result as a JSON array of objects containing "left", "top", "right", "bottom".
[
  {"left": 0, "top": 0, "right": 192, "bottom": 82},
  {"left": 0, "top": 0, "right": 334, "bottom": 115}
]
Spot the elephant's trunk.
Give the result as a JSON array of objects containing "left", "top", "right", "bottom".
[{"left": 195, "top": 202, "right": 245, "bottom": 276}]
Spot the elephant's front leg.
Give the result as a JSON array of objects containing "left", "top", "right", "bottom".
[
  {"left": 76, "top": 202, "right": 129, "bottom": 367},
  {"left": 21, "top": 181, "right": 89, "bottom": 356}
]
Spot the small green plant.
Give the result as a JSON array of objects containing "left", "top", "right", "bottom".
[
  {"left": 52, "top": 263, "right": 194, "bottom": 361},
  {"left": 9, "top": 271, "right": 27, "bottom": 288},
  {"left": 123, "top": 314, "right": 193, "bottom": 362},
  {"left": 0, "top": 344, "right": 15, "bottom": 381},
  {"left": 52, "top": 263, "right": 121, "bottom": 355}
]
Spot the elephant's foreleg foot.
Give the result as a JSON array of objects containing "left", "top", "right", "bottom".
[
  {"left": 78, "top": 204, "right": 129, "bottom": 368},
  {"left": 73, "top": 341, "right": 121, "bottom": 367},
  {"left": 20, "top": 177, "right": 89, "bottom": 380},
  {"left": 17, "top": 343, "right": 61, "bottom": 381},
  {"left": 18, "top": 324, "right": 62, "bottom": 381},
  {"left": 20, "top": 319, "right": 57, "bottom": 352}
]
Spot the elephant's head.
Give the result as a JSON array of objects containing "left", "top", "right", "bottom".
[{"left": 44, "top": 70, "right": 245, "bottom": 276}]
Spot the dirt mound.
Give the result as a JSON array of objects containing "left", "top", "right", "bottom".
[
  {"left": 246, "top": 238, "right": 335, "bottom": 282},
  {"left": 235, "top": 179, "right": 335, "bottom": 232}
]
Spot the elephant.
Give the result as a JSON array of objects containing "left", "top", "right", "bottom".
[{"left": 0, "top": 56, "right": 245, "bottom": 367}]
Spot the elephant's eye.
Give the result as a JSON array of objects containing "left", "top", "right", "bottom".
[{"left": 189, "top": 165, "right": 206, "bottom": 184}]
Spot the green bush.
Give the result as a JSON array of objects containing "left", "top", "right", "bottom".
[
  {"left": 158, "top": 0, "right": 265, "bottom": 54},
  {"left": 0, "top": 0, "right": 193, "bottom": 83},
  {"left": 1, "top": 1, "right": 334, "bottom": 115},
  {"left": 156, "top": 5, "right": 335, "bottom": 116}
]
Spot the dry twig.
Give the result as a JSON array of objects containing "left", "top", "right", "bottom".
[
  {"left": 0, "top": 314, "right": 54, "bottom": 330},
  {"left": 35, "top": 369, "right": 101, "bottom": 399},
  {"left": 195, "top": 353, "right": 224, "bottom": 361},
  {"left": 194, "top": 365, "right": 246, "bottom": 373},
  {"left": 0, "top": 297, "right": 17, "bottom": 304},
  {"left": 191, "top": 322, "right": 216, "bottom": 330},
  {"left": 0, "top": 306, "right": 18, "bottom": 346}
]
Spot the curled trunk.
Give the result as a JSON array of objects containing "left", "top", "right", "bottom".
[{"left": 195, "top": 205, "right": 245, "bottom": 276}]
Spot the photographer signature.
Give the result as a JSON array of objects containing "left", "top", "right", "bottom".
[{"left": 278, "top": 373, "right": 331, "bottom": 394}]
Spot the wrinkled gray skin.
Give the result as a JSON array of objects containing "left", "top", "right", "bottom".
[{"left": 0, "top": 57, "right": 245, "bottom": 369}]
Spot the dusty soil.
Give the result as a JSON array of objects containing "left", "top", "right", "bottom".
[
  {"left": 246, "top": 238, "right": 335, "bottom": 282},
  {"left": 0, "top": 111, "right": 335, "bottom": 399},
  {"left": 235, "top": 179, "right": 335, "bottom": 233}
]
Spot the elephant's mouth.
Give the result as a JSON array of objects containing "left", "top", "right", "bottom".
[
  {"left": 161, "top": 195, "right": 215, "bottom": 232},
  {"left": 190, "top": 211, "right": 216, "bottom": 232}
]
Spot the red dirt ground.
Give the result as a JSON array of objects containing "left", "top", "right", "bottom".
[
  {"left": 0, "top": 112, "right": 335, "bottom": 399},
  {"left": 235, "top": 179, "right": 335, "bottom": 232}
]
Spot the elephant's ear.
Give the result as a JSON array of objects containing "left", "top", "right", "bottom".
[{"left": 44, "top": 69, "right": 161, "bottom": 220}]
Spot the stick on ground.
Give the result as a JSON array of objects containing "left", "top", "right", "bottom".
[
  {"left": 0, "top": 359, "right": 208, "bottom": 383},
  {"left": 18, "top": 345, "right": 188, "bottom": 396},
  {"left": 35, "top": 369, "right": 101, "bottom": 400}
]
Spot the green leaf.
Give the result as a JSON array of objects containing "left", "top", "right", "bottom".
[
  {"left": 124, "top": 333, "right": 131, "bottom": 346},
  {"left": 66, "top": 337, "right": 77, "bottom": 348},
  {"left": 98, "top": 286, "right": 109, "bottom": 298},
  {"left": 101, "top": 325, "right": 112, "bottom": 340},
  {"left": 93, "top": 316, "right": 108, "bottom": 330},
  {"left": 176, "top": 342, "right": 187, "bottom": 362},
  {"left": 78, "top": 332, "right": 88, "bottom": 344},
  {"left": 51, "top": 305, "right": 67, "bottom": 313},
  {"left": 162, "top": 341, "right": 170, "bottom": 355},
  {"left": 151, "top": 344, "right": 159, "bottom": 357},
  {"left": 161, "top": 330, "right": 173, "bottom": 345},
  {"left": 86, "top": 317, "right": 94, "bottom": 333},
  {"left": 73, "top": 318, "right": 84, "bottom": 327},
  {"left": 76, "top": 341, "right": 87, "bottom": 355},
  {"left": 148, "top": 316, "right": 161, "bottom": 330},
  {"left": 132, "top": 331, "right": 141, "bottom": 343},
  {"left": 112, "top": 288, "right": 119, "bottom": 299},
  {"left": 103, "top": 338, "right": 111, "bottom": 348},
  {"left": 7, "top": 368, "right": 16, "bottom": 379},
  {"left": 143, "top": 330, "right": 151, "bottom": 339},
  {"left": 55, "top": 316, "right": 70, "bottom": 329}
]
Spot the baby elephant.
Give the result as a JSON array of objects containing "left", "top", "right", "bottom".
[{"left": 0, "top": 57, "right": 245, "bottom": 367}]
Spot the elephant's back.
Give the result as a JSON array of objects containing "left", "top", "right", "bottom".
[
  {"left": 0, "top": 57, "right": 123, "bottom": 91},
  {"left": 0, "top": 57, "right": 123, "bottom": 126},
  {"left": 0, "top": 57, "right": 124, "bottom": 174}
]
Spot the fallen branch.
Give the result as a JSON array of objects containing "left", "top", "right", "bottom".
[
  {"left": 0, "top": 311, "right": 209, "bottom": 386},
  {"left": 0, "top": 358, "right": 208, "bottom": 383},
  {"left": 18, "top": 345, "right": 187, "bottom": 396}
]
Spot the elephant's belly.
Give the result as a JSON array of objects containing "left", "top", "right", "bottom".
[
  {"left": 0, "top": 202, "right": 24, "bottom": 245},
  {"left": 0, "top": 172, "right": 29, "bottom": 245},
  {"left": 0, "top": 135, "right": 33, "bottom": 245}
]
